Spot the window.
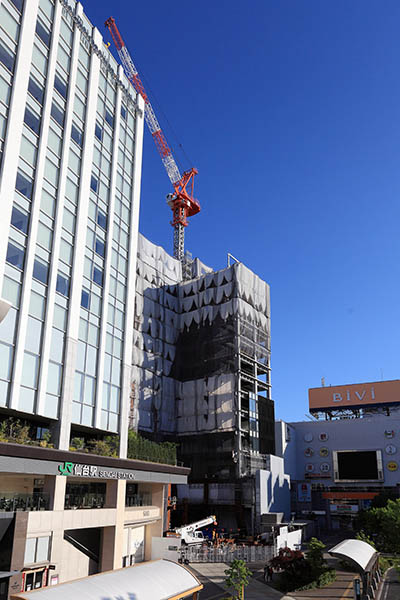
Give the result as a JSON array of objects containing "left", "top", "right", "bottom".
[
  {"left": 21, "top": 352, "right": 39, "bottom": 388},
  {"left": 6, "top": 242, "right": 24, "bottom": 269},
  {"left": 11, "top": 206, "right": 29, "bottom": 234},
  {"left": 92, "top": 267, "right": 103, "bottom": 286},
  {"left": 0, "top": 41, "right": 15, "bottom": 73},
  {"left": 0, "top": 76, "right": 11, "bottom": 107},
  {"left": 51, "top": 102, "right": 64, "bottom": 127},
  {"left": 35, "top": 19, "right": 51, "bottom": 47},
  {"left": 20, "top": 135, "right": 37, "bottom": 166},
  {"left": 9, "top": 0, "right": 23, "bottom": 13},
  {"left": 95, "top": 123, "right": 103, "bottom": 141},
  {"left": 24, "top": 106, "right": 40, "bottom": 135},
  {"left": 97, "top": 209, "right": 107, "bottom": 230},
  {"left": 32, "top": 259, "right": 48, "bottom": 284},
  {"left": 47, "top": 362, "right": 62, "bottom": 396},
  {"left": 28, "top": 77, "right": 44, "bottom": 104},
  {"left": 54, "top": 73, "right": 67, "bottom": 99},
  {"left": 81, "top": 289, "right": 90, "bottom": 309},
  {"left": 90, "top": 175, "right": 98, "bottom": 193},
  {"left": 105, "top": 109, "right": 113, "bottom": 127},
  {"left": 16, "top": 171, "right": 33, "bottom": 199},
  {"left": 0, "top": 342, "right": 13, "bottom": 380},
  {"left": 56, "top": 273, "right": 69, "bottom": 297},
  {"left": 71, "top": 124, "right": 83, "bottom": 147},
  {"left": 121, "top": 105, "right": 127, "bottom": 120},
  {"left": 3, "top": 277, "right": 20, "bottom": 307},
  {"left": 24, "top": 536, "right": 50, "bottom": 565},
  {"left": 25, "top": 317, "right": 42, "bottom": 354},
  {"left": 37, "top": 222, "right": 52, "bottom": 250},
  {"left": 95, "top": 238, "right": 104, "bottom": 257}
]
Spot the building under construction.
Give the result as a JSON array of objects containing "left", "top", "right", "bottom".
[{"left": 132, "top": 235, "right": 275, "bottom": 532}]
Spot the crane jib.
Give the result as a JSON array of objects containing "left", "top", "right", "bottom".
[{"left": 105, "top": 16, "right": 200, "bottom": 261}]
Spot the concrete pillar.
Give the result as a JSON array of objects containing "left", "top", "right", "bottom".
[
  {"left": 9, "top": 512, "right": 29, "bottom": 594},
  {"left": 43, "top": 476, "right": 66, "bottom": 511},
  {"left": 100, "top": 479, "right": 125, "bottom": 571},
  {"left": 144, "top": 520, "right": 162, "bottom": 561}
]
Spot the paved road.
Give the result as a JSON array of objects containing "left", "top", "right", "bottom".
[{"left": 379, "top": 567, "right": 400, "bottom": 600}]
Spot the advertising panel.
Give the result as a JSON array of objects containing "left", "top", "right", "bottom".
[
  {"left": 309, "top": 380, "right": 400, "bottom": 411},
  {"left": 297, "top": 483, "right": 311, "bottom": 502}
]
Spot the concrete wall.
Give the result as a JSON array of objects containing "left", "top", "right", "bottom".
[
  {"left": 256, "top": 455, "right": 291, "bottom": 523},
  {"left": 276, "top": 526, "right": 302, "bottom": 550},
  {"left": 60, "top": 537, "right": 96, "bottom": 583}
]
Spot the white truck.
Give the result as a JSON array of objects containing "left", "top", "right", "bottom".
[
  {"left": 174, "top": 515, "right": 217, "bottom": 546},
  {"left": 152, "top": 515, "right": 217, "bottom": 563}
]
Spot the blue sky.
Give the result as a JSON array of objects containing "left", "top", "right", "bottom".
[{"left": 85, "top": 0, "right": 400, "bottom": 422}]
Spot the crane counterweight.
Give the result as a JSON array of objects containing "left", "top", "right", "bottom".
[{"left": 105, "top": 17, "right": 200, "bottom": 261}]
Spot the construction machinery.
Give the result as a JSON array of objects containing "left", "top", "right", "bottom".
[
  {"left": 105, "top": 17, "right": 200, "bottom": 261},
  {"left": 166, "top": 514, "right": 217, "bottom": 546}
]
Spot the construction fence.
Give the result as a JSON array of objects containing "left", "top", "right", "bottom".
[{"left": 182, "top": 544, "right": 274, "bottom": 563}]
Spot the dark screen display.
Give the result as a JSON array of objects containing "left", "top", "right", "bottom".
[{"left": 337, "top": 450, "right": 379, "bottom": 480}]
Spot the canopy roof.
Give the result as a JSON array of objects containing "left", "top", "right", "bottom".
[
  {"left": 328, "top": 539, "right": 377, "bottom": 572},
  {"left": 10, "top": 560, "right": 202, "bottom": 600}
]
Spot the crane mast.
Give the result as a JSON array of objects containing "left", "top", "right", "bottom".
[{"left": 105, "top": 17, "right": 200, "bottom": 262}]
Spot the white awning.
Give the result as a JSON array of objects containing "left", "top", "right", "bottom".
[
  {"left": 10, "top": 560, "right": 202, "bottom": 600},
  {"left": 329, "top": 539, "right": 377, "bottom": 572}
]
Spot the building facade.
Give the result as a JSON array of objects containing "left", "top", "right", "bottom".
[
  {"left": 132, "top": 235, "right": 275, "bottom": 531},
  {"left": 0, "top": 0, "right": 144, "bottom": 455},
  {"left": 0, "top": 441, "right": 188, "bottom": 599},
  {"left": 275, "top": 414, "right": 400, "bottom": 531}
]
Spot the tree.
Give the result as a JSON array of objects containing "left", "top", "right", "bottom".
[
  {"left": 355, "top": 498, "right": 400, "bottom": 553},
  {"left": 224, "top": 559, "right": 252, "bottom": 600},
  {"left": 355, "top": 530, "right": 376, "bottom": 549},
  {"left": 306, "top": 537, "right": 326, "bottom": 572}
]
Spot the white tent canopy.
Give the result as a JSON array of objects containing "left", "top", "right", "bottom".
[
  {"left": 329, "top": 539, "right": 377, "bottom": 572},
  {"left": 11, "top": 560, "right": 202, "bottom": 600}
]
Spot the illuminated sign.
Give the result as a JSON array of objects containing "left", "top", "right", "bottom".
[
  {"left": 309, "top": 380, "right": 400, "bottom": 411},
  {"left": 58, "top": 461, "right": 136, "bottom": 480}
]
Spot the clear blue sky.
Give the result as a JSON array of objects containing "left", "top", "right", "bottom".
[{"left": 85, "top": 0, "right": 400, "bottom": 422}]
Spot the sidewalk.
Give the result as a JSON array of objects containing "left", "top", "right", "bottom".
[
  {"left": 189, "top": 562, "right": 294, "bottom": 600},
  {"left": 189, "top": 560, "right": 362, "bottom": 600}
]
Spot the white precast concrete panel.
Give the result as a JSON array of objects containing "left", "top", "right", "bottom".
[{"left": 10, "top": 559, "right": 202, "bottom": 600}]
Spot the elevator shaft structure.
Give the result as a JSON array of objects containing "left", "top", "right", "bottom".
[{"left": 105, "top": 17, "right": 200, "bottom": 261}]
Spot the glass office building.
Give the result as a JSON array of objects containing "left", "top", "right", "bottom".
[{"left": 0, "top": 0, "right": 144, "bottom": 456}]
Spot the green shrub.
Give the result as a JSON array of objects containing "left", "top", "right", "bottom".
[
  {"left": 70, "top": 437, "right": 85, "bottom": 450},
  {"left": 272, "top": 539, "right": 335, "bottom": 593},
  {"left": 127, "top": 430, "right": 177, "bottom": 465}
]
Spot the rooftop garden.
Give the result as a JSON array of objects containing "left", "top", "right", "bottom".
[{"left": 0, "top": 417, "right": 178, "bottom": 466}]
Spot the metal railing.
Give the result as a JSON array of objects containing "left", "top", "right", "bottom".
[
  {"left": 125, "top": 492, "right": 152, "bottom": 508},
  {"left": 64, "top": 493, "right": 105, "bottom": 509},
  {"left": 183, "top": 544, "right": 274, "bottom": 563},
  {"left": 0, "top": 492, "right": 49, "bottom": 511}
]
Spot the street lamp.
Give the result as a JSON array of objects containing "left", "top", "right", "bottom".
[{"left": 0, "top": 298, "right": 11, "bottom": 323}]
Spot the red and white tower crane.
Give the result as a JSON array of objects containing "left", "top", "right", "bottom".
[{"left": 105, "top": 17, "right": 200, "bottom": 262}]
